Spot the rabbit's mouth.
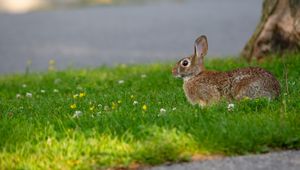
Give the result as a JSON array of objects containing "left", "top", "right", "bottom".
[
  {"left": 173, "top": 71, "right": 193, "bottom": 79},
  {"left": 172, "top": 69, "right": 184, "bottom": 78},
  {"left": 172, "top": 67, "right": 194, "bottom": 79}
]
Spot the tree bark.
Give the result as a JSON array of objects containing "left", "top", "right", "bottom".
[{"left": 241, "top": 0, "right": 300, "bottom": 61}]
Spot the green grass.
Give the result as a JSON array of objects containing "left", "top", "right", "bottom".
[{"left": 0, "top": 54, "right": 300, "bottom": 169}]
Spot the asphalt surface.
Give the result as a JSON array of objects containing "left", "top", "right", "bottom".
[
  {"left": 149, "top": 151, "right": 300, "bottom": 170},
  {"left": 0, "top": 0, "right": 261, "bottom": 74}
]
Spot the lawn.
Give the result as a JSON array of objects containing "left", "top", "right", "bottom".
[{"left": 0, "top": 54, "right": 300, "bottom": 169}]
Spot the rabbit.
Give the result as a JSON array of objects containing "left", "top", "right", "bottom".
[{"left": 172, "top": 35, "right": 280, "bottom": 107}]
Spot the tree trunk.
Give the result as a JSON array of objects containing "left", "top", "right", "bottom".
[{"left": 242, "top": 0, "right": 300, "bottom": 61}]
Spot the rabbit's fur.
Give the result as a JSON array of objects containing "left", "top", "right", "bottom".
[{"left": 172, "top": 35, "right": 280, "bottom": 107}]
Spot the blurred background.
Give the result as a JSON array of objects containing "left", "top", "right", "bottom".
[{"left": 0, "top": 0, "right": 262, "bottom": 74}]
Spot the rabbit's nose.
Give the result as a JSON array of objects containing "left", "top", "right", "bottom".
[{"left": 172, "top": 67, "right": 178, "bottom": 76}]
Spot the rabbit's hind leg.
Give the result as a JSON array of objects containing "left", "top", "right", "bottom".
[{"left": 234, "top": 79, "right": 273, "bottom": 100}]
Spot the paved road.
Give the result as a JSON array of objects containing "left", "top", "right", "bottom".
[
  {"left": 149, "top": 151, "right": 300, "bottom": 170},
  {"left": 0, "top": 0, "right": 261, "bottom": 74}
]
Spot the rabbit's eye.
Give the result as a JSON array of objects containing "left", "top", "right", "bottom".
[{"left": 181, "top": 60, "right": 190, "bottom": 67}]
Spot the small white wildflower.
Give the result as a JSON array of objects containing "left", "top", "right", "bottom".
[
  {"left": 104, "top": 105, "right": 109, "bottom": 111},
  {"left": 22, "top": 84, "right": 27, "bottom": 88},
  {"left": 16, "top": 94, "right": 22, "bottom": 98},
  {"left": 53, "top": 89, "right": 59, "bottom": 93},
  {"left": 133, "top": 101, "right": 138, "bottom": 105},
  {"left": 72, "top": 110, "right": 83, "bottom": 118},
  {"left": 227, "top": 103, "right": 235, "bottom": 111},
  {"left": 160, "top": 108, "right": 166, "bottom": 113},
  {"left": 118, "top": 80, "right": 124, "bottom": 84},
  {"left": 172, "top": 107, "right": 177, "bottom": 111},
  {"left": 40, "top": 90, "right": 46, "bottom": 93},
  {"left": 141, "top": 74, "right": 147, "bottom": 78},
  {"left": 97, "top": 104, "right": 103, "bottom": 108},
  {"left": 26, "top": 92, "right": 32, "bottom": 98},
  {"left": 158, "top": 108, "right": 167, "bottom": 117}
]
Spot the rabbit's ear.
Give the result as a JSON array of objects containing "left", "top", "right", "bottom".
[{"left": 193, "top": 35, "right": 208, "bottom": 65}]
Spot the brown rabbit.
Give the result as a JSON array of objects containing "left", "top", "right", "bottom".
[{"left": 172, "top": 35, "right": 280, "bottom": 107}]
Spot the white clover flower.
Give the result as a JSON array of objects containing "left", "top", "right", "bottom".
[
  {"left": 133, "top": 101, "right": 138, "bottom": 105},
  {"left": 118, "top": 80, "right": 124, "bottom": 84},
  {"left": 141, "top": 74, "right": 147, "bottom": 78},
  {"left": 16, "top": 94, "right": 22, "bottom": 99},
  {"left": 41, "top": 90, "right": 46, "bottom": 93},
  {"left": 227, "top": 103, "right": 235, "bottom": 111},
  {"left": 97, "top": 104, "right": 103, "bottom": 108},
  {"left": 22, "top": 84, "right": 27, "bottom": 88},
  {"left": 26, "top": 92, "right": 32, "bottom": 98},
  {"left": 53, "top": 89, "right": 59, "bottom": 93},
  {"left": 160, "top": 108, "right": 166, "bottom": 113},
  {"left": 158, "top": 108, "right": 167, "bottom": 117},
  {"left": 72, "top": 110, "right": 83, "bottom": 118},
  {"left": 104, "top": 106, "right": 109, "bottom": 111},
  {"left": 172, "top": 107, "right": 177, "bottom": 111}
]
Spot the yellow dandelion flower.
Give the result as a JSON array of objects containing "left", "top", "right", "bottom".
[
  {"left": 79, "top": 92, "right": 86, "bottom": 98},
  {"left": 70, "top": 104, "right": 77, "bottom": 109},
  {"left": 89, "top": 106, "right": 95, "bottom": 111},
  {"left": 73, "top": 94, "right": 79, "bottom": 99},
  {"left": 111, "top": 102, "right": 117, "bottom": 110},
  {"left": 142, "top": 104, "right": 147, "bottom": 111}
]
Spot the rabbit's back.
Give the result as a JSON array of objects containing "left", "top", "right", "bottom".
[{"left": 228, "top": 67, "right": 280, "bottom": 100}]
